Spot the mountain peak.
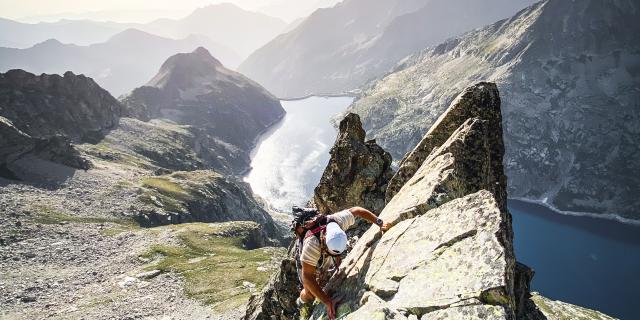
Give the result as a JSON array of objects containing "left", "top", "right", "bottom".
[
  {"left": 193, "top": 3, "right": 245, "bottom": 14},
  {"left": 146, "top": 47, "right": 223, "bottom": 89},
  {"left": 31, "top": 38, "right": 66, "bottom": 49},
  {"left": 192, "top": 46, "right": 214, "bottom": 58},
  {"left": 108, "top": 28, "right": 164, "bottom": 43}
]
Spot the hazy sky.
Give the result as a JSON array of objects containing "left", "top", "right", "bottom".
[{"left": 0, "top": 0, "right": 341, "bottom": 23}]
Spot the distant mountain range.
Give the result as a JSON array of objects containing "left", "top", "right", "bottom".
[
  {"left": 0, "top": 3, "right": 288, "bottom": 58},
  {"left": 0, "top": 17, "right": 122, "bottom": 47},
  {"left": 347, "top": 0, "right": 640, "bottom": 219},
  {"left": 0, "top": 29, "right": 240, "bottom": 97},
  {"left": 239, "top": 0, "right": 536, "bottom": 98}
]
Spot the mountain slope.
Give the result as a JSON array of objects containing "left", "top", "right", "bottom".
[
  {"left": 239, "top": 0, "right": 535, "bottom": 97},
  {"left": 138, "top": 3, "right": 287, "bottom": 57},
  {"left": 122, "top": 47, "right": 285, "bottom": 172},
  {"left": 0, "top": 69, "right": 122, "bottom": 175},
  {"left": 0, "top": 29, "right": 240, "bottom": 96},
  {"left": 347, "top": 0, "right": 640, "bottom": 219},
  {"left": 0, "top": 69, "right": 122, "bottom": 142}
]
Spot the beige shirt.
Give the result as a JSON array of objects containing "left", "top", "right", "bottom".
[{"left": 300, "top": 209, "right": 355, "bottom": 267}]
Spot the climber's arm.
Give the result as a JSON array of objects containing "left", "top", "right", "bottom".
[
  {"left": 301, "top": 262, "right": 333, "bottom": 306},
  {"left": 349, "top": 206, "right": 391, "bottom": 231}
]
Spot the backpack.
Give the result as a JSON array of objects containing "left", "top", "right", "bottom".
[{"left": 290, "top": 206, "right": 341, "bottom": 286}]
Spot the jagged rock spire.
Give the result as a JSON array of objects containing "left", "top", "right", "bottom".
[{"left": 313, "top": 113, "right": 393, "bottom": 216}]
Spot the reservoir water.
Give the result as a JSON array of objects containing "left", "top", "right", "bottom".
[
  {"left": 245, "top": 96, "right": 354, "bottom": 212},
  {"left": 510, "top": 200, "right": 640, "bottom": 320},
  {"left": 246, "top": 97, "right": 640, "bottom": 320}
]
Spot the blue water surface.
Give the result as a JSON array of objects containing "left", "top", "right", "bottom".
[{"left": 509, "top": 200, "right": 640, "bottom": 320}]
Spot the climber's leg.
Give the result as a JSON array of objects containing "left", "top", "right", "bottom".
[{"left": 299, "top": 287, "right": 316, "bottom": 303}]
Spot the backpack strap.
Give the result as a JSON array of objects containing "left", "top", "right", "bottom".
[{"left": 295, "top": 216, "right": 340, "bottom": 284}]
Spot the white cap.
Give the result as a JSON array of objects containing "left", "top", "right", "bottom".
[{"left": 325, "top": 222, "right": 347, "bottom": 255}]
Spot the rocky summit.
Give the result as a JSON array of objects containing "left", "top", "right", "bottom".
[
  {"left": 245, "top": 83, "right": 615, "bottom": 320},
  {"left": 347, "top": 0, "right": 640, "bottom": 220},
  {"left": 385, "top": 83, "right": 505, "bottom": 205},
  {"left": 123, "top": 47, "right": 285, "bottom": 156},
  {"left": 312, "top": 82, "right": 515, "bottom": 319}
]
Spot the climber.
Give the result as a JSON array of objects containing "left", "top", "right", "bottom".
[{"left": 291, "top": 206, "right": 391, "bottom": 320}]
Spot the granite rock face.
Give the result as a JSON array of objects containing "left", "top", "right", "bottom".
[
  {"left": 385, "top": 83, "right": 504, "bottom": 204},
  {"left": 122, "top": 47, "right": 285, "bottom": 167},
  {"left": 313, "top": 113, "right": 393, "bottom": 216},
  {"left": 347, "top": 0, "right": 640, "bottom": 219}
]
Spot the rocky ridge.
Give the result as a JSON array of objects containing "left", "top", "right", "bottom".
[
  {"left": 311, "top": 82, "right": 515, "bottom": 319},
  {"left": 245, "top": 83, "right": 615, "bottom": 320},
  {"left": 347, "top": 0, "right": 640, "bottom": 219},
  {"left": 0, "top": 69, "right": 122, "bottom": 177},
  {"left": 0, "top": 69, "right": 122, "bottom": 142}
]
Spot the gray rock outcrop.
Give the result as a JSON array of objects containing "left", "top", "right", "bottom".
[
  {"left": 136, "top": 170, "right": 280, "bottom": 242},
  {"left": 313, "top": 113, "right": 393, "bottom": 216},
  {"left": 385, "top": 83, "right": 505, "bottom": 204},
  {"left": 347, "top": 0, "right": 640, "bottom": 219},
  {"left": 523, "top": 293, "right": 616, "bottom": 320}
]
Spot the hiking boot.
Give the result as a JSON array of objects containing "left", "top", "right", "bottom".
[{"left": 297, "top": 297, "right": 313, "bottom": 320}]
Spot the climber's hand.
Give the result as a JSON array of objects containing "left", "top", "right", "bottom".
[
  {"left": 380, "top": 222, "right": 391, "bottom": 232},
  {"left": 326, "top": 299, "right": 337, "bottom": 320}
]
